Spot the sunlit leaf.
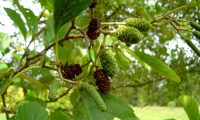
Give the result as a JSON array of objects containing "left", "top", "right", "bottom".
[
  {"left": 179, "top": 95, "right": 200, "bottom": 120},
  {"left": 54, "top": 0, "right": 92, "bottom": 33},
  {"left": 73, "top": 92, "right": 115, "bottom": 120},
  {"left": 124, "top": 46, "right": 180, "bottom": 82},
  {"left": 0, "top": 32, "right": 11, "bottom": 53},
  {"left": 73, "top": 92, "right": 138, "bottom": 120},
  {"left": 134, "top": 51, "right": 181, "bottom": 82},
  {"left": 38, "top": 0, "right": 53, "bottom": 12},
  {"left": 15, "top": 101, "right": 49, "bottom": 120},
  {"left": 43, "top": 16, "right": 54, "bottom": 47},
  {"left": 115, "top": 48, "right": 131, "bottom": 70},
  {"left": 19, "top": 7, "right": 38, "bottom": 33},
  {"left": 51, "top": 110, "right": 72, "bottom": 120},
  {"left": 4, "top": 8, "right": 27, "bottom": 39}
]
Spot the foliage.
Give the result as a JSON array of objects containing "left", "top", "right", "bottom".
[
  {"left": 179, "top": 95, "right": 200, "bottom": 120},
  {"left": 0, "top": 0, "right": 200, "bottom": 120}
]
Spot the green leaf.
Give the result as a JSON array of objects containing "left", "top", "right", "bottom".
[
  {"left": 134, "top": 51, "right": 180, "bottom": 82},
  {"left": 57, "top": 41, "right": 82, "bottom": 65},
  {"left": 123, "top": 46, "right": 148, "bottom": 68},
  {"left": 101, "top": 94, "right": 139, "bottom": 120},
  {"left": 70, "top": 88, "right": 79, "bottom": 106},
  {"left": 38, "top": 0, "right": 53, "bottom": 12},
  {"left": 51, "top": 110, "right": 72, "bottom": 120},
  {"left": 73, "top": 92, "right": 138, "bottom": 120},
  {"left": 25, "top": 96, "right": 47, "bottom": 107},
  {"left": 54, "top": 0, "right": 92, "bottom": 33},
  {"left": 73, "top": 92, "right": 115, "bottom": 120},
  {"left": 4, "top": 8, "right": 27, "bottom": 39},
  {"left": 19, "top": 7, "right": 38, "bottom": 33},
  {"left": 0, "top": 32, "right": 11, "bottom": 53},
  {"left": 179, "top": 95, "right": 200, "bottom": 120},
  {"left": 30, "top": 68, "right": 55, "bottom": 86},
  {"left": 124, "top": 46, "right": 180, "bottom": 82},
  {"left": 13, "top": 0, "right": 38, "bottom": 33},
  {"left": 115, "top": 48, "right": 131, "bottom": 70},
  {"left": 43, "top": 16, "right": 54, "bottom": 47},
  {"left": 15, "top": 101, "right": 49, "bottom": 120},
  {"left": 0, "top": 63, "right": 8, "bottom": 72}
]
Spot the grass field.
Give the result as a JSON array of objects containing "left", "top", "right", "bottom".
[
  {"left": 133, "top": 106, "right": 188, "bottom": 120},
  {"left": 0, "top": 113, "right": 6, "bottom": 120},
  {"left": 0, "top": 106, "right": 188, "bottom": 120}
]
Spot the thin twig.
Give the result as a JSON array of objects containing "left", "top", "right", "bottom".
[
  {"left": 27, "top": 34, "right": 84, "bottom": 61},
  {"left": 151, "top": 2, "right": 200, "bottom": 23},
  {"left": 111, "top": 77, "right": 165, "bottom": 90},
  {"left": 76, "top": 28, "right": 97, "bottom": 68},
  {"left": 57, "top": 67, "right": 78, "bottom": 84},
  {"left": 169, "top": 18, "right": 200, "bottom": 57},
  {"left": 81, "top": 61, "right": 91, "bottom": 68},
  {"left": 1, "top": 93, "right": 9, "bottom": 119},
  {"left": 100, "top": 22, "right": 125, "bottom": 25},
  {"left": 46, "top": 84, "right": 74, "bottom": 103}
]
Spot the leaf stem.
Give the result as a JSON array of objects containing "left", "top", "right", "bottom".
[{"left": 100, "top": 22, "right": 125, "bottom": 25}]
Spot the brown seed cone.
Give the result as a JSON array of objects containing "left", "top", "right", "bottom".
[
  {"left": 87, "top": 18, "right": 100, "bottom": 40},
  {"left": 94, "top": 69, "right": 110, "bottom": 94},
  {"left": 62, "top": 64, "right": 82, "bottom": 80},
  {"left": 90, "top": 0, "right": 98, "bottom": 8}
]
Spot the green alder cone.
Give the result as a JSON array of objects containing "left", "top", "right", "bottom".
[
  {"left": 99, "top": 49, "right": 117, "bottom": 77},
  {"left": 125, "top": 18, "right": 150, "bottom": 32},
  {"left": 48, "top": 81, "right": 61, "bottom": 100},
  {"left": 80, "top": 83, "right": 107, "bottom": 111},
  {"left": 190, "top": 21, "right": 200, "bottom": 31},
  {"left": 193, "top": 31, "right": 200, "bottom": 40},
  {"left": 116, "top": 25, "right": 142, "bottom": 44}
]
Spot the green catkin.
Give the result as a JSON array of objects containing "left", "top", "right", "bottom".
[
  {"left": 125, "top": 18, "right": 150, "bottom": 32},
  {"left": 48, "top": 81, "right": 61, "bottom": 100},
  {"left": 193, "top": 31, "right": 200, "bottom": 40},
  {"left": 190, "top": 22, "right": 200, "bottom": 31},
  {"left": 80, "top": 83, "right": 107, "bottom": 111},
  {"left": 116, "top": 26, "right": 142, "bottom": 44},
  {"left": 99, "top": 49, "right": 117, "bottom": 77}
]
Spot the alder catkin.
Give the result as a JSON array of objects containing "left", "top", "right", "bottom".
[
  {"left": 99, "top": 49, "right": 117, "bottom": 77},
  {"left": 80, "top": 82, "right": 107, "bottom": 111},
  {"left": 125, "top": 18, "right": 150, "bottom": 32},
  {"left": 116, "top": 25, "right": 142, "bottom": 44}
]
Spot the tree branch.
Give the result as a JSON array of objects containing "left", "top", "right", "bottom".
[
  {"left": 111, "top": 77, "right": 165, "bottom": 90},
  {"left": 151, "top": 2, "right": 200, "bottom": 23},
  {"left": 27, "top": 34, "right": 84, "bottom": 61},
  {"left": 1, "top": 93, "right": 9, "bottom": 119},
  {"left": 169, "top": 17, "right": 200, "bottom": 57},
  {"left": 46, "top": 84, "right": 74, "bottom": 103}
]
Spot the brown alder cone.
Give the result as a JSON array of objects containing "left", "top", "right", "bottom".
[
  {"left": 87, "top": 18, "right": 100, "bottom": 40},
  {"left": 62, "top": 64, "right": 82, "bottom": 80},
  {"left": 94, "top": 69, "right": 110, "bottom": 94},
  {"left": 90, "top": 0, "right": 98, "bottom": 8}
]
